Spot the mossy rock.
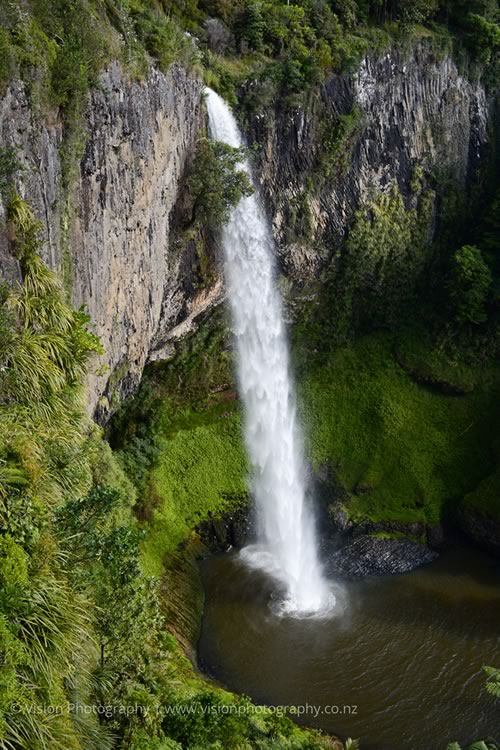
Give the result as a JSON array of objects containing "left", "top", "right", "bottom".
[{"left": 396, "top": 337, "right": 476, "bottom": 395}]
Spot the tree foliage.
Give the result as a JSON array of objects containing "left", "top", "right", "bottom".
[
  {"left": 187, "top": 137, "right": 253, "bottom": 228},
  {"left": 325, "top": 178, "right": 435, "bottom": 338},
  {"left": 448, "top": 244, "right": 492, "bottom": 325}
]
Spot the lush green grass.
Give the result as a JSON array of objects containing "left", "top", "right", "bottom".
[
  {"left": 395, "top": 326, "right": 479, "bottom": 393},
  {"left": 297, "top": 333, "right": 500, "bottom": 525},
  {"left": 110, "top": 323, "right": 499, "bottom": 748},
  {"left": 141, "top": 400, "right": 247, "bottom": 576},
  {"left": 136, "top": 326, "right": 500, "bottom": 559}
]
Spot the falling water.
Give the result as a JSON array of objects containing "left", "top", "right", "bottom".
[{"left": 205, "top": 88, "right": 333, "bottom": 615}]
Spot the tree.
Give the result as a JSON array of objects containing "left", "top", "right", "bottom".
[
  {"left": 187, "top": 137, "right": 253, "bottom": 228},
  {"left": 465, "top": 12, "right": 500, "bottom": 62},
  {"left": 235, "top": 0, "right": 265, "bottom": 52}
]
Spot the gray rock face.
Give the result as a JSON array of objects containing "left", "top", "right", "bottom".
[
  {"left": 69, "top": 63, "right": 211, "bottom": 417},
  {"left": 0, "top": 63, "right": 213, "bottom": 419},
  {"left": 197, "top": 504, "right": 254, "bottom": 553},
  {"left": 326, "top": 534, "right": 438, "bottom": 578},
  {"left": 247, "top": 42, "right": 489, "bottom": 281},
  {"left": 0, "top": 79, "right": 63, "bottom": 278}
]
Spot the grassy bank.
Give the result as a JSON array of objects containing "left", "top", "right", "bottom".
[
  {"left": 140, "top": 398, "right": 247, "bottom": 576},
  {"left": 128, "top": 322, "right": 500, "bottom": 567},
  {"left": 297, "top": 333, "right": 500, "bottom": 526}
]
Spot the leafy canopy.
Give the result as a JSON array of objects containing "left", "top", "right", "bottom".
[{"left": 187, "top": 137, "right": 253, "bottom": 228}]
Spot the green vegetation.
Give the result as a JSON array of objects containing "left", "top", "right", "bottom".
[
  {"left": 0, "top": 193, "right": 112, "bottom": 749},
  {"left": 0, "top": 192, "right": 335, "bottom": 750},
  {"left": 187, "top": 137, "right": 253, "bottom": 229},
  {"left": 448, "top": 244, "right": 493, "bottom": 325},
  {"left": 110, "top": 316, "right": 247, "bottom": 575},
  {"left": 197, "top": 0, "right": 499, "bottom": 107},
  {"left": 141, "top": 400, "right": 247, "bottom": 575},
  {"left": 2, "top": 0, "right": 497, "bottom": 128},
  {"left": 297, "top": 333, "right": 499, "bottom": 525},
  {"left": 0, "top": 0, "right": 198, "bottom": 105},
  {"left": 463, "top": 465, "right": 500, "bottom": 519},
  {"left": 0, "top": 148, "right": 21, "bottom": 194},
  {"left": 1, "top": 4, "right": 499, "bottom": 750},
  {"left": 113, "top": 165, "right": 500, "bottom": 560},
  {"left": 484, "top": 666, "right": 500, "bottom": 698},
  {"left": 446, "top": 668, "right": 500, "bottom": 748},
  {"left": 171, "top": 135, "right": 253, "bottom": 288},
  {"left": 302, "top": 177, "right": 435, "bottom": 344},
  {"left": 289, "top": 167, "right": 500, "bottom": 530},
  {"left": 317, "top": 105, "right": 364, "bottom": 181}
]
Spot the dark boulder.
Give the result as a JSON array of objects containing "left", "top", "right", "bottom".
[
  {"left": 325, "top": 534, "right": 438, "bottom": 578},
  {"left": 197, "top": 504, "right": 253, "bottom": 553},
  {"left": 460, "top": 507, "right": 500, "bottom": 555},
  {"left": 328, "top": 501, "right": 355, "bottom": 533}
]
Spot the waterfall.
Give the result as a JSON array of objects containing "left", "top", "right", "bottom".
[{"left": 205, "top": 88, "right": 333, "bottom": 615}]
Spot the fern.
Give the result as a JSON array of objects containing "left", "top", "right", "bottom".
[{"left": 484, "top": 666, "right": 500, "bottom": 698}]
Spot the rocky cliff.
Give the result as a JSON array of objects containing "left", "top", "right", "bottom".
[
  {"left": 0, "top": 43, "right": 492, "bottom": 418},
  {"left": 247, "top": 42, "right": 490, "bottom": 281},
  {"left": 0, "top": 62, "right": 209, "bottom": 419}
]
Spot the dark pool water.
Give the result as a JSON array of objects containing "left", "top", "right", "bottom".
[{"left": 198, "top": 543, "right": 500, "bottom": 750}]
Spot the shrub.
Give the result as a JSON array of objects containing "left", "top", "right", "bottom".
[
  {"left": 448, "top": 244, "right": 492, "bottom": 325},
  {"left": 466, "top": 12, "right": 500, "bottom": 62},
  {"left": 187, "top": 137, "right": 253, "bottom": 228}
]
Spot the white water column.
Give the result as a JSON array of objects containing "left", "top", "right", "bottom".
[{"left": 205, "top": 88, "right": 332, "bottom": 615}]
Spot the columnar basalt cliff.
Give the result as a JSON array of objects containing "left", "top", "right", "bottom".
[
  {"left": 0, "top": 43, "right": 492, "bottom": 418},
  {"left": 70, "top": 63, "right": 210, "bottom": 417},
  {"left": 0, "top": 62, "right": 209, "bottom": 419},
  {"left": 247, "top": 42, "right": 490, "bottom": 280}
]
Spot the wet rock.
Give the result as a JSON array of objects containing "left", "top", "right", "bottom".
[
  {"left": 313, "top": 463, "right": 351, "bottom": 503},
  {"left": 197, "top": 504, "right": 253, "bottom": 553},
  {"left": 326, "top": 534, "right": 438, "bottom": 578},
  {"left": 328, "top": 501, "right": 354, "bottom": 533},
  {"left": 353, "top": 519, "right": 426, "bottom": 539},
  {"left": 354, "top": 481, "right": 372, "bottom": 495},
  {"left": 426, "top": 523, "right": 445, "bottom": 550},
  {"left": 460, "top": 508, "right": 500, "bottom": 555}
]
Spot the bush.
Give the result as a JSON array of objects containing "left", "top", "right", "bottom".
[
  {"left": 187, "top": 137, "right": 253, "bottom": 228},
  {"left": 161, "top": 690, "right": 252, "bottom": 748},
  {"left": 466, "top": 12, "right": 500, "bottom": 62},
  {"left": 448, "top": 244, "right": 492, "bottom": 325},
  {"left": 0, "top": 26, "right": 16, "bottom": 93}
]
